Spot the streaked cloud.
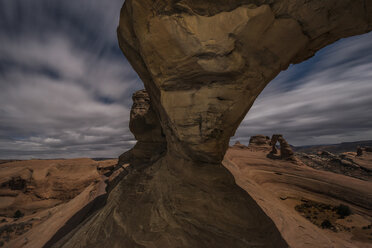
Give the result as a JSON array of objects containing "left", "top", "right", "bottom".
[
  {"left": 0, "top": 0, "right": 141, "bottom": 159},
  {"left": 233, "top": 32, "right": 372, "bottom": 146},
  {"left": 0, "top": 1, "right": 371, "bottom": 158}
]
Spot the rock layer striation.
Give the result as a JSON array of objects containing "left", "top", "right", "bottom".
[{"left": 248, "top": 135, "right": 271, "bottom": 150}]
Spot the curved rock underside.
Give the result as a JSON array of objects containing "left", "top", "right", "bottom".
[{"left": 56, "top": 1, "right": 372, "bottom": 247}]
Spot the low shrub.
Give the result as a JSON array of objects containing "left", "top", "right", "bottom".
[
  {"left": 321, "top": 219, "right": 332, "bottom": 229},
  {"left": 335, "top": 204, "right": 351, "bottom": 218},
  {"left": 13, "top": 210, "right": 24, "bottom": 219}
]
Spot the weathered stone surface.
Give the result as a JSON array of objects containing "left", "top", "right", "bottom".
[
  {"left": 118, "top": 90, "right": 166, "bottom": 167},
  {"left": 0, "top": 159, "right": 119, "bottom": 248},
  {"left": 298, "top": 151, "right": 372, "bottom": 180},
  {"left": 357, "top": 146, "right": 372, "bottom": 156},
  {"left": 118, "top": 0, "right": 372, "bottom": 164},
  {"left": 232, "top": 141, "right": 247, "bottom": 149},
  {"left": 249, "top": 135, "right": 271, "bottom": 149},
  {"left": 55, "top": 156, "right": 288, "bottom": 248}
]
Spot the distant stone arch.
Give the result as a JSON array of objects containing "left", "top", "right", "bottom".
[
  {"left": 118, "top": 0, "right": 372, "bottom": 164},
  {"left": 269, "top": 134, "right": 295, "bottom": 161}
]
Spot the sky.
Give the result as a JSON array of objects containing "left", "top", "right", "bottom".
[{"left": 0, "top": 1, "right": 371, "bottom": 159}]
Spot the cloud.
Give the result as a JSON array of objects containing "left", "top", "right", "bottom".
[
  {"left": 233, "top": 32, "right": 372, "bottom": 146},
  {"left": 0, "top": 1, "right": 371, "bottom": 158},
  {"left": 0, "top": 0, "right": 142, "bottom": 159}
]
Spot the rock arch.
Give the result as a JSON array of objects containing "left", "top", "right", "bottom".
[
  {"left": 56, "top": 1, "right": 372, "bottom": 247},
  {"left": 269, "top": 134, "right": 296, "bottom": 161},
  {"left": 117, "top": 0, "right": 372, "bottom": 164}
]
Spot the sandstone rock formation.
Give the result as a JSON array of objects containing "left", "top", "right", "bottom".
[
  {"left": 248, "top": 135, "right": 271, "bottom": 150},
  {"left": 357, "top": 146, "right": 372, "bottom": 156},
  {"left": 55, "top": 1, "right": 372, "bottom": 247},
  {"left": 223, "top": 147, "right": 372, "bottom": 248},
  {"left": 232, "top": 140, "right": 247, "bottom": 149},
  {"left": 56, "top": 92, "right": 288, "bottom": 248},
  {"left": 297, "top": 150, "right": 372, "bottom": 180},
  {"left": 118, "top": 90, "right": 166, "bottom": 167},
  {"left": 0, "top": 159, "right": 118, "bottom": 247},
  {"left": 118, "top": 0, "right": 372, "bottom": 164},
  {"left": 0, "top": 159, "right": 101, "bottom": 217},
  {"left": 270, "top": 134, "right": 296, "bottom": 161}
]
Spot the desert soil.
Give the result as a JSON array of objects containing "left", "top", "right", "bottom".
[
  {"left": 223, "top": 146, "right": 372, "bottom": 248},
  {"left": 0, "top": 149, "right": 371, "bottom": 247}
]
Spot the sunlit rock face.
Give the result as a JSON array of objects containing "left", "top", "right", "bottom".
[{"left": 118, "top": 0, "right": 372, "bottom": 163}]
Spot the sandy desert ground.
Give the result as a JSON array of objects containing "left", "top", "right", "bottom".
[
  {"left": 0, "top": 145, "right": 371, "bottom": 247},
  {"left": 0, "top": 158, "right": 119, "bottom": 248},
  {"left": 224, "top": 144, "right": 372, "bottom": 248}
]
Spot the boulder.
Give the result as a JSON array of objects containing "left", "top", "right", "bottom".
[{"left": 248, "top": 135, "right": 271, "bottom": 149}]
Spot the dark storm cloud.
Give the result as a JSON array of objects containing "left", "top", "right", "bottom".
[
  {"left": 0, "top": 0, "right": 142, "bottom": 159},
  {"left": 233, "top": 32, "right": 372, "bottom": 146}
]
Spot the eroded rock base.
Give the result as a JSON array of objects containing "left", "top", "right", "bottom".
[{"left": 54, "top": 154, "right": 288, "bottom": 248}]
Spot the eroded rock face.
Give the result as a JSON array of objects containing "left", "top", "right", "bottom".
[
  {"left": 118, "top": 90, "right": 166, "bottom": 167},
  {"left": 357, "top": 146, "right": 372, "bottom": 156},
  {"left": 118, "top": 0, "right": 372, "bottom": 163},
  {"left": 249, "top": 135, "right": 271, "bottom": 149},
  {"left": 232, "top": 141, "right": 247, "bottom": 149},
  {"left": 55, "top": 156, "right": 288, "bottom": 248}
]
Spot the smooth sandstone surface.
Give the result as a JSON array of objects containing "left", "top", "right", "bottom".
[
  {"left": 0, "top": 159, "right": 118, "bottom": 248},
  {"left": 224, "top": 147, "right": 372, "bottom": 248}
]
